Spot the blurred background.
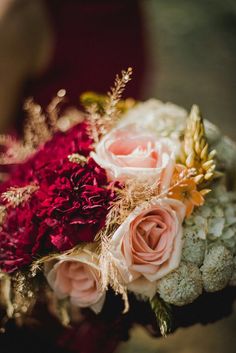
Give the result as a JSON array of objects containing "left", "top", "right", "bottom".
[
  {"left": 0, "top": 0, "right": 236, "bottom": 140},
  {"left": 142, "top": 0, "right": 236, "bottom": 141},
  {"left": 0, "top": 0, "right": 235, "bottom": 352}
]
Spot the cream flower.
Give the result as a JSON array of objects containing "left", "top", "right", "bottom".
[
  {"left": 45, "top": 246, "right": 105, "bottom": 314},
  {"left": 119, "top": 99, "right": 187, "bottom": 139}
]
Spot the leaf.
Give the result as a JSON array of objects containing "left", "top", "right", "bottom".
[{"left": 150, "top": 294, "right": 173, "bottom": 337}]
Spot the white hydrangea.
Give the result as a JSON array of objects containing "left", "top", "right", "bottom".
[
  {"left": 182, "top": 229, "right": 206, "bottom": 266},
  {"left": 120, "top": 99, "right": 222, "bottom": 144},
  {"left": 214, "top": 136, "right": 236, "bottom": 190},
  {"left": 214, "top": 136, "right": 236, "bottom": 172},
  {"left": 184, "top": 185, "right": 236, "bottom": 254},
  {"left": 119, "top": 99, "right": 187, "bottom": 139}
]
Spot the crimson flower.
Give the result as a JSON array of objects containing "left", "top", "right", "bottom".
[{"left": 0, "top": 123, "right": 115, "bottom": 272}]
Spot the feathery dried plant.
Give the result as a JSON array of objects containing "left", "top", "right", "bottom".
[
  {"left": 2, "top": 184, "right": 39, "bottom": 208},
  {"left": 0, "top": 90, "right": 66, "bottom": 165},
  {"left": 86, "top": 68, "right": 133, "bottom": 144}
]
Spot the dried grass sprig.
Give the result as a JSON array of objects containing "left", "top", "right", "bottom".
[
  {"left": 2, "top": 184, "right": 39, "bottom": 208},
  {"left": 0, "top": 205, "right": 7, "bottom": 225},
  {"left": 46, "top": 89, "right": 67, "bottom": 132},
  {"left": 23, "top": 98, "right": 51, "bottom": 149},
  {"left": 68, "top": 153, "right": 88, "bottom": 166},
  {"left": 80, "top": 91, "right": 136, "bottom": 116},
  {"left": 24, "top": 90, "right": 66, "bottom": 148},
  {"left": 86, "top": 68, "right": 133, "bottom": 143},
  {"left": 0, "top": 91, "right": 67, "bottom": 166},
  {"left": 98, "top": 234, "right": 129, "bottom": 313},
  {"left": 31, "top": 244, "right": 88, "bottom": 276},
  {"left": 0, "top": 139, "right": 32, "bottom": 165},
  {"left": 56, "top": 108, "right": 84, "bottom": 132},
  {"left": 105, "top": 67, "right": 133, "bottom": 119},
  {"left": 86, "top": 104, "right": 102, "bottom": 144}
]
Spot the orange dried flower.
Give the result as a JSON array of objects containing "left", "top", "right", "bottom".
[{"left": 169, "top": 178, "right": 204, "bottom": 217}]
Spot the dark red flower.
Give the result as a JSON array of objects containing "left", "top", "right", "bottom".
[
  {"left": 0, "top": 201, "right": 38, "bottom": 272},
  {"left": 36, "top": 158, "right": 114, "bottom": 251},
  {"left": 1, "top": 122, "right": 92, "bottom": 189},
  {"left": 0, "top": 123, "right": 115, "bottom": 272}
]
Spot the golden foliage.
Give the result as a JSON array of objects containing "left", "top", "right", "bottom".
[
  {"left": 181, "top": 105, "right": 216, "bottom": 185},
  {"left": 105, "top": 67, "right": 133, "bottom": 118},
  {"left": 0, "top": 137, "right": 32, "bottom": 165},
  {"left": 23, "top": 98, "right": 51, "bottom": 149},
  {"left": 56, "top": 108, "right": 84, "bottom": 132},
  {"left": 86, "top": 68, "right": 133, "bottom": 144},
  {"left": 98, "top": 234, "right": 129, "bottom": 313},
  {"left": 80, "top": 91, "right": 135, "bottom": 115},
  {"left": 1, "top": 184, "right": 39, "bottom": 208},
  {"left": 23, "top": 89, "right": 66, "bottom": 149},
  {"left": 0, "top": 90, "right": 67, "bottom": 165},
  {"left": 0, "top": 271, "right": 37, "bottom": 329},
  {"left": 0, "top": 205, "right": 6, "bottom": 225},
  {"left": 68, "top": 153, "right": 88, "bottom": 166},
  {"left": 31, "top": 244, "right": 87, "bottom": 276}
]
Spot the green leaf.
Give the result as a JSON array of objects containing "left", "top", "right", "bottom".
[{"left": 150, "top": 294, "right": 173, "bottom": 337}]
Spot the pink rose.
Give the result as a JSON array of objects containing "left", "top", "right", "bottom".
[
  {"left": 91, "top": 125, "right": 176, "bottom": 189},
  {"left": 110, "top": 198, "right": 185, "bottom": 294},
  {"left": 45, "top": 246, "right": 105, "bottom": 313}
]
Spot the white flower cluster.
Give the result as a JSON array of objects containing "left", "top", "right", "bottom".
[
  {"left": 157, "top": 186, "right": 236, "bottom": 306},
  {"left": 185, "top": 185, "right": 236, "bottom": 253},
  {"left": 120, "top": 99, "right": 187, "bottom": 139}
]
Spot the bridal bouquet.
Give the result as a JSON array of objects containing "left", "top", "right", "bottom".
[{"left": 0, "top": 68, "right": 236, "bottom": 341}]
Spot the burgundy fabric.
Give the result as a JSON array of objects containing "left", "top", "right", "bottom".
[{"left": 26, "top": 0, "right": 146, "bottom": 108}]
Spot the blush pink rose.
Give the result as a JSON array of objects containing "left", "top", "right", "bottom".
[
  {"left": 91, "top": 125, "right": 176, "bottom": 189},
  {"left": 110, "top": 198, "right": 186, "bottom": 294},
  {"left": 45, "top": 247, "right": 105, "bottom": 313}
]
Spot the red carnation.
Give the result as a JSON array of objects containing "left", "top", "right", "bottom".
[
  {"left": 0, "top": 158, "right": 114, "bottom": 272},
  {"left": 0, "top": 123, "right": 115, "bottom": 273},
  {"left": 36, "top": 157, "right": 114, "bottom": 251},
  {"left": 1, "top": 122, "right": 92, "bottom": 189}
]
